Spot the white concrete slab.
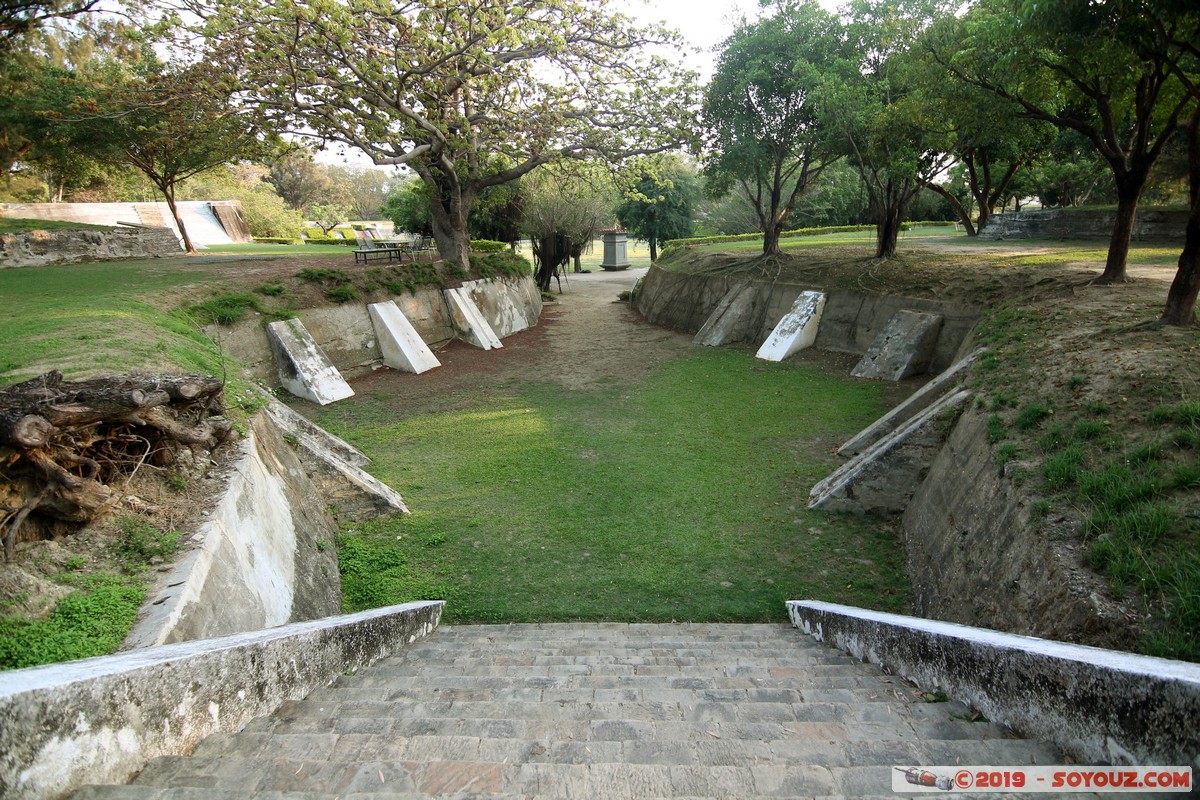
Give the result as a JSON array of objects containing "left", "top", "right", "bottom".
[
  {"left": 445, "top": 287, "right": 503, "bottom": 350},
  {"left": 756, "top": 290, "right": 826, "bottom": 361},
  {"left": 694, "top": 282, "right": 754, "bottom": 346},
  {"left": 266, "top": 318, "right": 355, "bottom": 405},
  {"left": 368, "top": 301, "right": 441, "bottom": 374},
  {"left": 851, "top": 310, "right": 944, "bottom": 380}
]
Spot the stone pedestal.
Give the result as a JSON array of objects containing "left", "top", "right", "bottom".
[{"left": 600, "top": 230, "right": 630, "bottom": 271}]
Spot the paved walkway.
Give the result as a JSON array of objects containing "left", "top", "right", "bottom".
[{"left": 72, "top": 622, "right": 1074, "bottom": 799}]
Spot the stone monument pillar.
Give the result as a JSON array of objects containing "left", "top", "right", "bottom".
[{"left": 600, "top": 227, "right": 631, "bottom": 271}]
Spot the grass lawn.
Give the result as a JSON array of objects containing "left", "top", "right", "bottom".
[{"left": 317, "top": 347, "right": 909, "bottom": 624}]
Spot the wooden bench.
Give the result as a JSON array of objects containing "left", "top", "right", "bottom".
[{"left": 353, "top": 246, "right": 403, "bottom": 263}]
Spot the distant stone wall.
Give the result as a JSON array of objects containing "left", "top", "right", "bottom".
[
  {"left": 977, "top": 208, "right": 1187, "bottom": 241},
  {"left": 0, "top": 227, "right": 182, "bottom": 268}
]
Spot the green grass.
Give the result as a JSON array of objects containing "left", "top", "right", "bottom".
[
  {"left": 321, "top": 348, "right": 909, "bottom": 624},
  {"left": 0, "top": 573, "right": 145, "bottom": 669},
  {"left": 0, "top": 258, "right": 235, "bottom": 386}
]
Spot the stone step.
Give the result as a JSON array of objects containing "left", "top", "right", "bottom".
[
  {"left": 337, "top": 671, "right": 900, "bottom": 692},
  {"left": 119, "top": 754, "right": 915, "bottom": 798},
  {"left": 67, "top": 623, "right": 1075, "bottom": 800}
]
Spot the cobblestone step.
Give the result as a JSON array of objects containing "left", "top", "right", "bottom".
[{"left": 69, "top": 622, "right": 1072, "bottom": 799}]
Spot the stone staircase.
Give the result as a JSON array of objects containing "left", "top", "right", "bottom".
[{"left": 70, "top": 623, "right": 1065, "bottom": 799}]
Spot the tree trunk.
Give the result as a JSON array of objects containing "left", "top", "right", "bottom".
[
  {"left": 1098, "top": 176, "right": 1145, "bottom": 284},
  {"left": 1161, "top": 112, "right": 1200, "bottom": 326},
  {"left": 922, "top": 181, "right": 976, "bottom": 236},
  {"left": 763, "top": 224, "right": 782, "bottom": 256},
  {"left": 429, "top": 209, "right": 471, "bottom": 269},
  {"left": 875, "top": 205, "right": 904, "bottom": 258},
  {"left": 160, "top": 184, "right": 197, "bottom": 255},
  {"left": 649, "top": 238, "right": 658, "bottom": 262}
]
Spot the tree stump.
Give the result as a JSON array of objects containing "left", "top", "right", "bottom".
[{"left": 0, "top": 371, "right": 233, "bottom": 560}]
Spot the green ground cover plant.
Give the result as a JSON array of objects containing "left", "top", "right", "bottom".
[
  {"left": 0, "top": 218, "right": 115, "bottom": 233},
  {"left": 320, "top": 347, "right": 909, "bottom": 624}
]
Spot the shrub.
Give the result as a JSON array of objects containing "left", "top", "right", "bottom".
[
  {"left": 327, "top": 285, "right": 358, "bottom": 303},
  {"left": 252, "top": 237, "right": 299, "bottom": 245},
  {"left": 186, "top": 294, "right": 262, "bottom": 325},
  {"left": 470, "top": 239, "right": 509, "bottom": 254}
]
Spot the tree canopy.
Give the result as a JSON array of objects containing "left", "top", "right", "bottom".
[
  {"left": 702, "top": 0, "right": 843, "bottom": 257},
  {"left": 196, "top": 0, "right": 698, "bottom": 269},
  {"left": 616, "top": 156, "right": 699, "bottom": 261}
]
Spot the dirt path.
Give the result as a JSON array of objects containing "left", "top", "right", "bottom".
[{"left": 346, "top": 268, "right": 696, "bottom": 405}]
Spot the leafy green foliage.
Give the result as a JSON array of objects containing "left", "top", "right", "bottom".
[
  {"left": 185, "top": 293, "right": 264, "bottom": 325},
  {"left": 0, "top": 574, "right": 144, "bottom": 669},
  {"left": 616, "top": 156, "right": 699, "bottom": 260},
  {"left": 113, "top": 515, "right": 180, "bottom": 572}
]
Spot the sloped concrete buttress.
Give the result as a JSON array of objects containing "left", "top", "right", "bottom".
[
  {"left": 266, "top": 318, "right": 355, "bottom": 405},
  {"left": 367, "top": 301, "right": 441, "bottom": 374},
  {"left": 838, "top": 348, "right": 984, "bottom": 456},
  {"left": 0, "top": 601, "right": 443, "bottom": 800},
  {"left": 264, "top": 400, "right": 409, "bottom": 521},
  {"left": 123, "top": 413, "right": 342, "bottom": 648},
  {"left": 809, "top": 389, "right": 971, "bottom": 513},
  {"left": 788, "top": 600, "right": 1200, "bottom": 769},
  {"left": 693, "top": 281, "right": 755, "bottom": 346},
  {"left": 460, "top": 277, "right": 542, "bottom": 338},
  {"left": 851, "top": 310, "right": 945, "bottom": 381},
  {"left": 445, "top": 287, "right": 503, "bottom": 350},
  {"left": 756, "top": 290, "right": 827, "bottom": 362}
]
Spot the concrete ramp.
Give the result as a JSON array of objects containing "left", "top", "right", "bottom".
[
  {"left": 445, "top": 287, "right": 502, "bottom": 350},
  {"left": 851, "top": 310, "right": 944, "bottom": 380},
  {"left": 809, "top": 388, "right": 971, "bottom": 513},
  {"left": 694, "top": 282, "right": 754, "bottom": 346},
  {"left": 756, "top": 290, "right": 826, "bottom": 362},
  {"left": 838, "top": 348, "right": 984, "bottom": 456},
  {"left": 266, "top": 318, "right": 355, "bottom": 405},
  {"left": 368, "top": 301, "right": 441, "bottom": 374}
]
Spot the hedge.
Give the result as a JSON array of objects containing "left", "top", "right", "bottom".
[
  {"left": 661, "top": 221, "right": 957, "bottom": 251},
  {"left": 253, "top": 237, "right": 300, "bottom": 245},
  {"left": 303, "top": 235, "right": 359, "bottom": 246}
]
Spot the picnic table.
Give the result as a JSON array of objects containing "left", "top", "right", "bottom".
[{"left": 352, "top": 232, "right": 434, "bottom": 263}]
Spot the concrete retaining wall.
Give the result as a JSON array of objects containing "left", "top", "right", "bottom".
[
  {"left": 123, "top": 413, "right": 343, "bottom": 648},
  {"left": 0, "top": 227, "right": 183, "bottom": 268},
  {"left": 903, "top": 405, "right": 1136, "bottom": 649},
  {"left": 212, "top": 275, "right": 542, "bottom": 383},
  {"left": 0, "top": 601, "right": 443, "bottom": 800},
  {"left": 978, "top": 208, "right": 1187, "bottom": 241},
  {"left": 788, "top": 600, "right": 1200, "bottom": 769},
  {"left": 635, "top": 265, "right": 979, "bottom": 373}
]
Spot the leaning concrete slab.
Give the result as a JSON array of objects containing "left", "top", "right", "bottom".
[
  {"left": 809, "top": 388, "right": 971, "bottom": 513},
  {"left": 838, "top": 348, "right": 984, "bottom": 456},
  {"left": 788, "top": 600, "right": 1200, "bottom": 769},
  {"left": 0, "top": 601, "right": 443, "bottom": 800},
  {"left": 266, "top": 318, "right": 355, "bottom": 405},
  {"left": 756, "top": 290, "right": 826, "bottom": 362},
  {"left": 694, "top": 282, "right": 754, "bottom": 346},
  {"left": 264, "top": 400, "right": 409, "bottom": 521},
  {"left": 367, "top": 300, "right": 441, "bottom": 374},
  {"left": 851, "top": 309, "right": 944, "bottom": 380},
  {"left": 445, "top": 287, "right": 503, "bottom": 350}
]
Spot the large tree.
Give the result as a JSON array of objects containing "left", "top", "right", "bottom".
[
  {"left": 932, "top": 0, "right": 1197, "bottom": 284},
  {"left": 266, "top": 149, "right": 332, "bottom": 212},
  {"left": 198, "top": 0, "right": 697, "bottom": 269},
  {"left": 702, "top": 0, "right": 843, "bottom": 257},
  {"left": 68, "top": 57, "right": 274, "bottom": 252},
  {"left": 616, "top": 156, "right": 698, "bottom": 261},
  {"left": 832, "top": 0, "right": 958, "bottom": 259},
  {"left": 522, "top": 165, "right": 613, "bottom": 292}
]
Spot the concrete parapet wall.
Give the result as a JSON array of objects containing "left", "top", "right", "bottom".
[
  {"left": 0, "top": 227, "right": 182, "bottom": 268},
  {"left": 788, "top": 600, "right": 1200, "bottom": 769},
  {"left": 0, "top": 600, "right": 444, "bottom": 800},
  {"left": 636, "top": 265, "right": 979, "bottom": 372}
]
